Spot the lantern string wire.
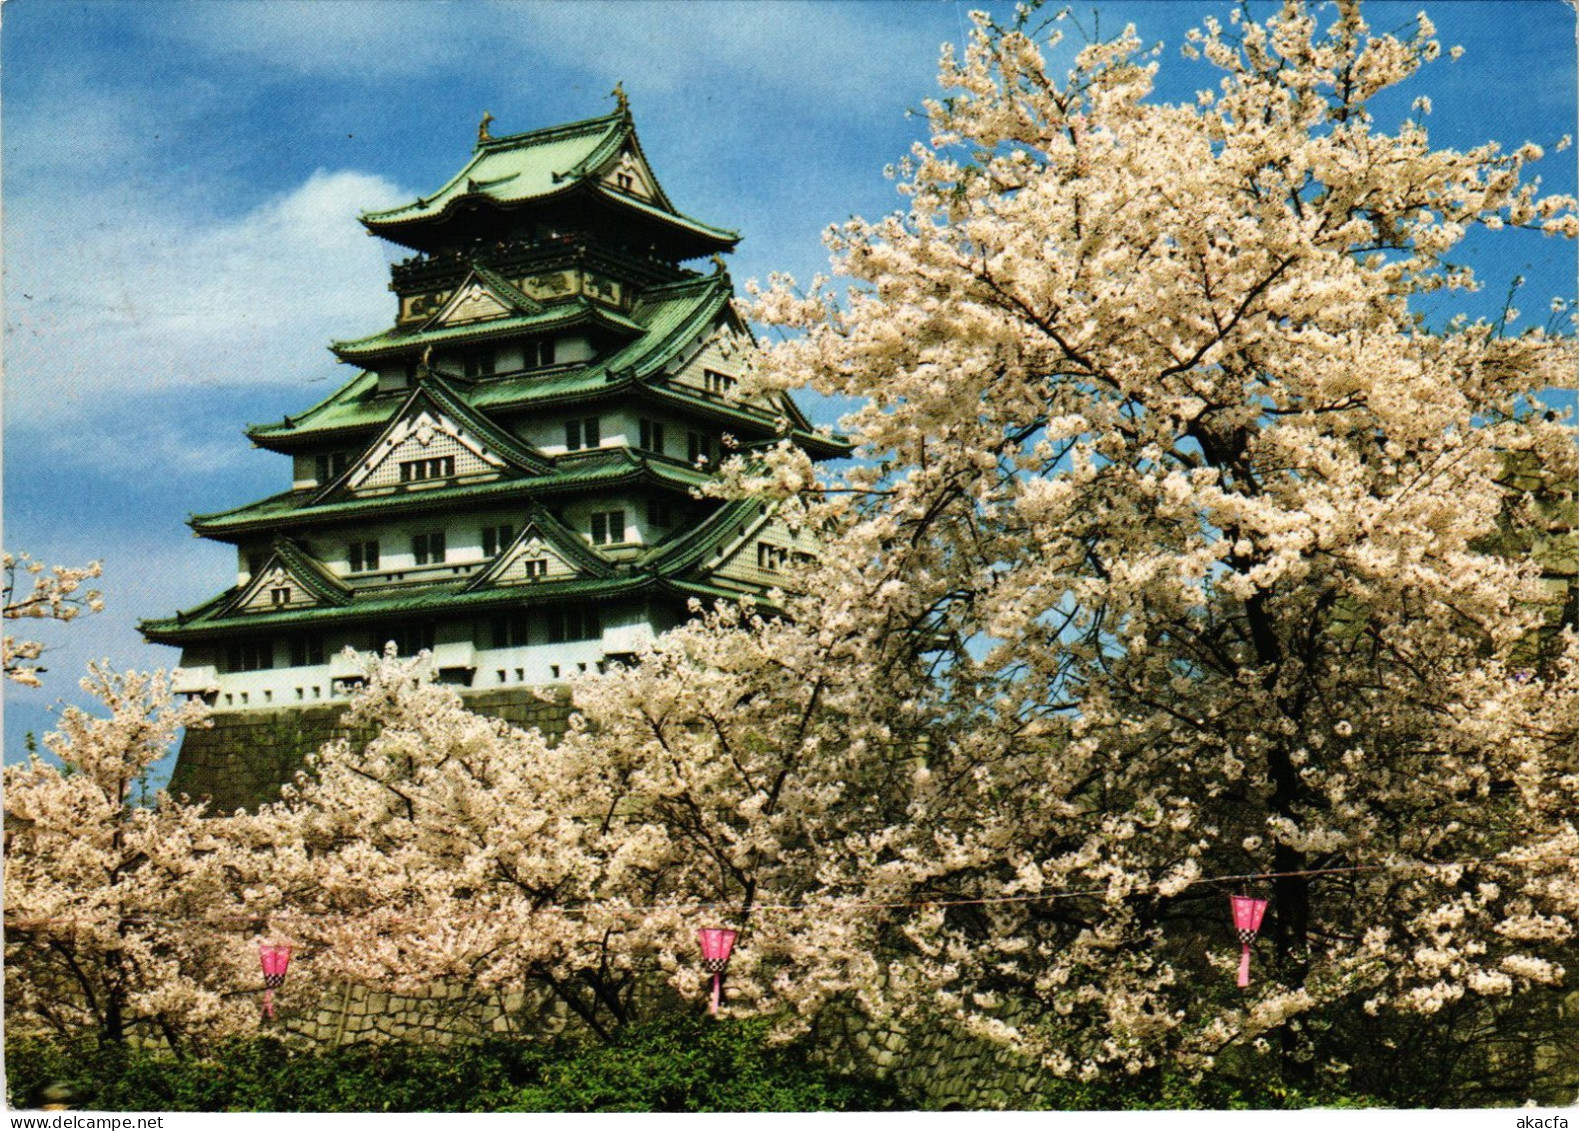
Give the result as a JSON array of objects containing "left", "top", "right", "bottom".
[{"left": 4, "top": 851, "right": 1572, "bottom": 932}]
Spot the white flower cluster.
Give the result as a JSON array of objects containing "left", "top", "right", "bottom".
[{"left": 2, "top": 552, "right": 104, "bottom": 688}]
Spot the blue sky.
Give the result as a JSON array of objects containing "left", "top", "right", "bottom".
[{"left": 4, "top": 0, "right": 1575, "bottom": 767}]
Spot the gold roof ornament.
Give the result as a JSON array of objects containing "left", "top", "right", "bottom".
[
  {"left": 710, "top": 254, "right": 728, "bottom": 275},
  {"left": 611, "top": 82, "right": 629, "bottom": 115},
  {"left": 477, "top": 110, "right": 495, "bottom": 145}
]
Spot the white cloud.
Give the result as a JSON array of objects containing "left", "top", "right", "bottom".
[{"left": 5, "top": 169, "right": 408, "bottom": 426}]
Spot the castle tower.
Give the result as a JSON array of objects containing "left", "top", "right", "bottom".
[{"left": 141, "top": 102, "right": 847, "bottom": 807}]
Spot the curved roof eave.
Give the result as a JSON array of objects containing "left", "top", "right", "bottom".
[
  {"left": 359, "top": 111, "right": 627, "bottom": 230},
  {"left": 189, "top": 455, "right": 711, "bottom": 540},
  {"left": 141, "top": 573, "right": 664, "bottom": 644},
  {"left": 329, "top": 297, "right": 645, "bottom": 364}
]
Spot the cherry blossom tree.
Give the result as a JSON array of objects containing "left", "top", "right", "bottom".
[
  {"left": 159, "top": 0, "right": 1578, "bottom": 1095},
  {"left": 3, "top": 552, "right": 103, "bottom": 687},
  {"left": 2, "top": 665, "right": 281, "bottom": 1049},
  {"left": 252, "top": 632, "right": 930, "bottom": 1039},
  {"left": 727, "top": 0, "right": 1579, "bottom": 1085}
]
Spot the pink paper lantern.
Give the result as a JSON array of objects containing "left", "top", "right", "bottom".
[
  {"left": 258, "top": 942, "right": 293, "bottom": 1020},
  {"left": 696, "top": 927, "right": 738, "bottom": 1015},
  {"left": 1229, "top": 895, "right": 1269, "bottom": 988}
]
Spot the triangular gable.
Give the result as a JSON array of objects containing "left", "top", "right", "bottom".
[
  {"left": 482, "top": 530, "right": 582, "bottom": 586},
  {"left": 704, "top": 508, "right": 818, "bottom": 590},
  {"left": 344, "top": 404, "right": 508, "bottom": 494},
  {"left": 576, "top": 119, "right": 679, "bottom": 213},
  {"left": 599, "top": 146, "right": 659, "bottom": 202},
  {"left": 317, "top": 380, "right": 549, "bottom": 502},
  {"left": 226, "top": 541, "right": 349, "bottom": 616},
  {"left": 636, "top": 497, "right": 766, "bottom": 575},
  {"left": 471, "top": 265, "right": 546, "bottom": 315},
  {"left": 647, "top": 306, "right": 811, "bottom": 428},
  {"left": 466, "top": 507, "right": 616, "bottom": 591},
  {"left": 425, "top": 267, "right": 543, "bottom": 330},
  {"left": 716, "top": 303, "right": 815, "bottom": 435}
]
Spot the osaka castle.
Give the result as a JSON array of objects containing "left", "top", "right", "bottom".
[{"left": 142, "top": 98, "right": 846, "bottom": 752}]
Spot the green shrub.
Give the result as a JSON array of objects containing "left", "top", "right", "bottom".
[
  {"left": 3, "top": 1016, "right": 897, "bottom": 1113},
  {"left": 499, "top": 1013, "right": 901, "bottom": 1112},
  {"left": 1009, "top": 1064, "right": 1375, "bottom": 1111},
  {"left": 6, "top": 1019, "right": 1386, "bottom": 1112},
  {"left": 5, "top": 1035, "right": 554, "bottom": 1113}
]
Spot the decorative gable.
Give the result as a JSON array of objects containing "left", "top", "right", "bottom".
[
  {"left": 239, "top": 564, "right": 316, "bottom": 613},
  {"left": 348, "top": 408, "right": 508, "bottom": 493},
  {"left": 432, "top": 280, "right": 512, "bottom": 326},
  {"left": 466, "top": 509, "right": 617, "bottom": 592},
  {"left": 227, "top": 543, "right": 349, "bottom": 616},
  {"left": 601, "top": 148, "right": 657, "bottom": 201},
  {"left": 668, "top": 319, "right": 774, "bottom": 410},
  {"left": 706, "top": 512, "right": 819, "bottom": 591},
  {"left": 312, "top": 378, "right": 550, "bottom": 504},
  {"left": 492, "top": 533, "right": 581, "bottom": 585}
]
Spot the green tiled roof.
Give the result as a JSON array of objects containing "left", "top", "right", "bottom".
[
  {"left": 267, "top": 539, "right": 352, "bottom": 606},
  {"left": 471, "top": 264, "right": 545, "bottom": 314},
  {"left": 636, "top": 497, "right": 766, "bottom": 573},
  {"left": 306, "top": 370, "right": 553, "bottom": 505},
  {"left": 359, "top": 110, "right": 737, "bottom": 251},
  {"left": 141, "top": 569, "right": 769, "bottom": 646},
  {"left": 631, "top": 382, "right": 850, "bottom": 459},
  {"left": 363, "top": 112, "right": 622, "bottom": 225},
  {"left": 410, "top": 370, "right": 555, "bottom": 475},
  {"left": 250, "top": 274, "right": 732, "bottom": 448},
  {"left": 464, "top": 501, "right": 617, "bottom": 588},
  {"left": 141, "top": 573, "right": 665, "bottom": 644},
  {"left": 331, "top": 295, "right": 643, "bottom": 364},
  {"left": 191, "top": 448, "right": 713, "bottom": 539}
]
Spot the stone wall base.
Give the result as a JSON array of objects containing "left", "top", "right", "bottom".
[{"left": 170, "top": 688, "right": 574, "bottom": 813}]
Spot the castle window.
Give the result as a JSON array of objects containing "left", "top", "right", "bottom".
[
  {"left": 647, "top": 499, "right": 673, "bottom": 529},
  {"left": 270, "top": 586, "right": 292, "bottom": 606},
  {"left": 564, "top": 416, "right": 601, "bottom": 451},
  {"left": 226, "top": 640, "right": 273, "bottom": 672},
  {"left": 400, "top": 456, "right": 455, "bottom": 483},
  {"left": 757, "top": 543, "right": 789, "bottom": 573},
  {"left": 616, "top": 172, "right": 634, "bottom": 191},
  {"left": 490, "top": 612, "right": 530, "bottom": 648},
  {"left": 482, "top": 524, "right": 515, "bottom": 556},
  {"left": 288, "top": 634, "right": 325, "bottom": 667},
  {"left": 315, "top": 451, "right": 353, "bottom": 484},
  {"left": 703, "top": 370, "right": 737, "bottom": 396},
  {"left": 590, "top": 510, "right": 625, "bottom": 546},
  {"left": 687, "top": 431, "right": 716, "bottom": 465},
  {"left": 370, "top": 623, "right": 435, "bottom": 656},
  {"left": 523, "top": 338, "right": 557, "bottom": 369},
  {"left": 522, "top": 558, "right": 548, "bottom": 579},
  {"left": 348, "top": 540, "right": 380, "bottom": 573},
  {"left": 547, "top": 607, "right": 601, "bottom": 643},
  {"left": 463, "top": 346, "right": 497, "bottom": 379},
  {"left": 413, "top": 531, "right": 447, "bottom": 565},
  {"left": 756, "top": 543, "right": 812, "bottom": 573},
  {"left": 638, "top": 419, "right": 666, "bottom": 455}
]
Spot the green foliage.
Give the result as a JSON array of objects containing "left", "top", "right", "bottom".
[
  {"left": 4, "top": 1016, "right": 899, "bottom": 1113},
  {"left": 499, "top": 1013, "right": 901, "bottom": 1112},
  {"left": 3, "top": 1035, "right": 551, "bottom": 1113},
  {"left": 1012, "top": 1068, "right": 1374, "bottom": 1112}
]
